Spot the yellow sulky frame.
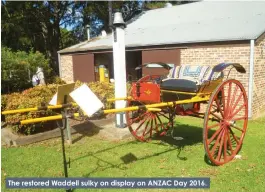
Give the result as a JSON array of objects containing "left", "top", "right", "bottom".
[
  {"left": 2, "top": 78, "right": 222, "bottom": 125},
  {"left": 2, "top": 90, "right": 212, "bottom": 125}
]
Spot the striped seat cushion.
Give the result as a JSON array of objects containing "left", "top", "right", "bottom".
[{"left": 166, "top": 65, "right": 223, "bottom": 85}]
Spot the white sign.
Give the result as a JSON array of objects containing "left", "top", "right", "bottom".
[{"left": 69, "top": 84, "right": 104, "bottom": 117}]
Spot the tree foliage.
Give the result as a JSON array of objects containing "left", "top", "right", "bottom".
[
  {"left": 1, "top": 1, "right": 77, "bottom": 73},
  {"left": 1, "top": 47, "right": 52, "bottom": 93},
  {"left": 1, "top": 1, "right": 194, "bottom": 74}
]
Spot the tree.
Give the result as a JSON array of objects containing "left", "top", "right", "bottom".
[
  {"left": 1, "top": 1, "right": 77, "bottom": 73},
  {"left": 72, "top": 1, "right": 142, "bottom": 41},
  {"left": 1, "top": 1, "right": 194, "bottom": 75},
  {"left": 60, "top": 28, "right": 79, "bottom": 50}
]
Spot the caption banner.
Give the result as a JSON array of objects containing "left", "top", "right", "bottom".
[{"left": 6, "top": 177, "right": 210, "bottom": 189}]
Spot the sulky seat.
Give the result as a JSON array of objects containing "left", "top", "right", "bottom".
[
  {"left": 161, "top": 79, "right": 198, "bottom": 93},
  {"left": 161, "top": 65, "right": 223, "bottom": 93}
]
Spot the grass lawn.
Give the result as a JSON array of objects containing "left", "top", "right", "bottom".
[{"left": 2, "top": 116, "right": 265, "bottom": 192}]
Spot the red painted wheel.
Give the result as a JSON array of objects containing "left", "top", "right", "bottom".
[
  {"left": 203, "top": 79, "right": 248, "bottom": 165},
  {"left": 126, "top": 101, "right": 173, "bottom": 142}
]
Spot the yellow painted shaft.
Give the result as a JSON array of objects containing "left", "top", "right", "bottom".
[
  {"left": 161, "top": 89, "right": 211, "bottom": 96},
  {"left": 2, "top": 103, "right": 77, "bottom": 115},
  {"left": 161, "top": 90, "right": 197, "bottom": 95},
  {"left": 2, "top": 107, "right": 41, "bottom": 115},
  {"left": 107, "top": 96, "right": 132, "bottom": 102},
  {"left": 20, "top": 113, "right": 80, "bottom": 125},
  {"left": 19, "top": 96, "right": 209, "bottom": 125},
  {"left": 148, "top": 108, "right": 162, "bottom": 112},
  {"left": 21, "top": 115, "right": 63, "bottom": 124},
  {"left": 103, "top": 96, "right": 210, "bottom": 114}
]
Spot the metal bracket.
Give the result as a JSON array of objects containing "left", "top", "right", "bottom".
[{"left": 115, "top": 112, "right": 127, "bottom": 128}]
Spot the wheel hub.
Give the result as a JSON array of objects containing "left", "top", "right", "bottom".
[{"left": 223, "top": 119, "right": 236, "bottom": 126}]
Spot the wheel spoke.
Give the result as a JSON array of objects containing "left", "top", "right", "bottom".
[
  {"left": 230, "top": 125, "right": 244, "bottom": 132},
  {"left": 154, "top": 117, "right": 159, "bottom": 132},
  {"left": 230, "top": 92, "right": 243, "bottom": 115},
  {"left": 223, "top": 129, "right": 227, "bottom": 161},
  {"left": 215, "top": 98, "right": 224, "bottom": 118},
  {"left": 229, "top": 85, "right": 239, "bottom": 115},
  {"left": 210, "top": 112, "right": 222, "bottom": 121},
  {"left": 228, "top": 127, "right": 240, "bottom": 144},
  {"left": 134, "top": 113, "right": 152, "bottom": 133},
  {"left": 221, "top": 87, "right": 226, "bottom": 117},
  {"left": 142, "top": 118, "right": 151, "bottom": 137},
  {"left": 232, "top": 116, "right": 246, "bottom": 121},
  {"left": 207, "top": 122, "right": 221, "bottom": 130},
  {"left": 144, "top": 118, "right": 154, "bottom": 137},
  {"left": 156, "top": 114, "right": 166, "bottom": 131},
  {"left": 227, "top": 130, "right": 233, "bottom": 153},
  {"left": 129, "top": 111, "right": 149, "bottom": 125},
  {"left": 229, "top": 104, "right": 246, "bottom": 118},
  {"left": 208, "top": 124, "right": 224, "bottom": 144},
  {"left": 226, "top": 82, "right": 232, "bottom": 116},
  {"left": 210, "top": 128, "right": 224, "bottom": 156},
  {"left": 217, "top": 130, "right": 225, "bottom": 161},
  {"left": 157, "top": 112, "right": 170, "bottom": 120},
  {"left": 149, "top": 119, "right": 154, "bottom": 137}
]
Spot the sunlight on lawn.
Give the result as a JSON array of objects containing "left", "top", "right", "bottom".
[{"left": 1, "top": 116, "right": 265, "bottom": 192}]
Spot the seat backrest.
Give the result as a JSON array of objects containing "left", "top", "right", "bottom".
[{"left": 167, "top": 65, "right": 223, "bottom": 84}]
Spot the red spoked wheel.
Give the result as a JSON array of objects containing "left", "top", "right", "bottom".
[
  {"left": 203, "top": 79, "right": 248, "bottom": 165},
  {"left": 126, "top": 101, "right": 174, "bottom": 142}
]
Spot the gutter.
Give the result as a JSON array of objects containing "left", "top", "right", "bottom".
[
  {"left": 58, "top": 53, "right": 62, "bottom": 78},
  {"left": 248, "top": 40, "right": 255, "bottom": 118}
]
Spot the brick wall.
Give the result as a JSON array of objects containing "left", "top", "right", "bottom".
[
  {"left": 180, "top": 40, "right": 265, "bottom": 118},
  {"left": 181, "top": 43, "right": 251, "bottom": 115},
  {"left": 60, "top": 55, "right": 74, "bottom": 83},
  {"left": 181, "top": 43, "right": 250, "bottom": 90},
  {"left": 253, "top": 33, "right": 265, "bottom": 117}
]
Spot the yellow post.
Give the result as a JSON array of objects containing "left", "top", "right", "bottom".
[{"left": 99, "top": 65, "right": 109, "bottom": 82}]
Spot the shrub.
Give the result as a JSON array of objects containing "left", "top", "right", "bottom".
[
  {"left": 1, "top": 47, "right": 52, "bottom": 94},
  {"left": 2, "top": 84, "right": 58, "bottom": 135},
  {"left": 49, "top": 76, "right": 66, "bottom": 85}
]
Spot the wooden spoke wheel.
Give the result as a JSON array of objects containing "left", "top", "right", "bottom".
[
  {"left": 126, "top": 101, "right": 173, "bottom": 142},
  {"left": 203, "top": 79, "right": 248, "bottom": 165}
]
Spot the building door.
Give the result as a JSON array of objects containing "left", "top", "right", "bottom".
[
  {"left": 142, "top": 49, "right": 180, "bottom": 76},
  {"left": 72, "top": 53, "right": 95, "bottom": 82}
]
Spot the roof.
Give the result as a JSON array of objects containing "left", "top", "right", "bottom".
[{"left": 59, "top": 1, "right": 265, "bottom": 53}]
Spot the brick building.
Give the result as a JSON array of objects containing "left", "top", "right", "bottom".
[{"left": 58, "top": 1, "right": 265, "bottom": 118}]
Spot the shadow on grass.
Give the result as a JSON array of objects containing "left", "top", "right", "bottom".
[
  {"left": 70, "top": 121, "right": 103, "bottom": 144},
  {"left": 153, "top": 122, "right": 205, "bottom": 161},
  {"left": 70, "top": 122, "right": 217, "bottom": 178}
]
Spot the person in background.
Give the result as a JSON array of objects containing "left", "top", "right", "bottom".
[
  {"left": 32, "top": 74, "right": 39, "bottom": 87},
  {"left": 36, "top": 67, "right": 46, "bottom": 85}
]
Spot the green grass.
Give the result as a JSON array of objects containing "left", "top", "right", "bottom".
[{"left": 2, "top": 116, "right": 265, "bottom": 192}]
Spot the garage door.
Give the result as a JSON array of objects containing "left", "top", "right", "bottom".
[{"left": 72, "top": 53, "right": 95, "bottom": 82}]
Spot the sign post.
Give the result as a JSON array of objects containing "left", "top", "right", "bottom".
[{"left": 112, "top": 12, "right": 127, "bottom": 128}]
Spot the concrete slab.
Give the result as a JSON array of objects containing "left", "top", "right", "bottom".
[{"left": 98, "top": 122, "right": 133, "bottom": 140}]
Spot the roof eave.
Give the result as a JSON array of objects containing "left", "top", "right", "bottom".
[{"left": 58, "top": 38, "right": 253, "bottom": 54}]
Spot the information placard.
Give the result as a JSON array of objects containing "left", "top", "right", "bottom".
[{"left": 6, "top": 178, "right": 210, "bottom": 189}]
